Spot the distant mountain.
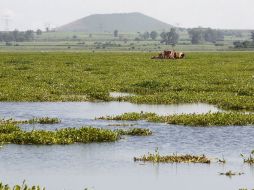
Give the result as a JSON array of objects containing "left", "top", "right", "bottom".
[{"left": 57, "top": 12, "right": 172, "bottom": 33}]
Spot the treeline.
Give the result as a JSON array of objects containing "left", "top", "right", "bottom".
[
  {"left": 0, "top": 30, "right": 43, "bottom": 42},
  {"left": 134, "top": 29, "right": 179, "bottom": 47},
  {"left": 134, "top": 28, "right": 225, "bottom": 45},
  {"left": 188, "top": 28, "right": 224, "bottom": 44},
  {"left": 233, "top": 32, "right": 254, "bottom": 48}
]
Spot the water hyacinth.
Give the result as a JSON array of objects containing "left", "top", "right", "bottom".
[
  {"left": 1, "top": 52, "right": 254, "bottom": 111},
  {"left": 0, "top": 126, "right": 119, "bottom": 145},
  {"left": 0, "top": 124, "right": 21, "bottom": 134},
  {"left": 100, "top": 112, "right": 254, "bottom": 126},
  {"left": 116, "top": 128, "right": 152, "bottom": 136},
  {"left": 0, "top": 117, "right": 61, "bottom": 125},
  {"left": 0, "top": 124, "right": 153, "bottom": 145},
  {"left": 28, "top": 117, "right": 61, "bottom": 124},
  {"left": 134, "top": 149, "right": 211, "bottom": 164}
]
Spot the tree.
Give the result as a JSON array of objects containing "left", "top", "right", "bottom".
[
  {"left": 24, "top": 30, "right": 34, "bottom": 41},
  {"left": 0, "top": 30, "right": 34, "bottom": 42},
  {"left": 150, "top": 31, "right": 158, "bottom": 40},
  {"left": 251, "top": 31, "right": 254, "bottom": 42},
  {"left": 36, "top": 29, "right": 42, "bottom": 35},
  {"left": 188, "top": 29, "right": 203, "bottom": 44},
  {"left": 142, "top": 32, "right": 150, "bottom": 40},
  {"left": 114, "top": 30, "right": 118, "bottom": 37},
  {"left": 72, "top": 35, "right": 78, "bottom": 40},
  {"left": 12, "top": 30, "right": 19, "bottom": 42},
  {"left": 160, "top": 28, "right": 179, "bottom": 48},
  {"left": 204, "top": 28, "right": 217, "bottom": 43}
]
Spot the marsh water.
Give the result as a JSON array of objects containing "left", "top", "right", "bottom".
[{"left": 0, "top": 102, "right": 254, "bottom": 190}]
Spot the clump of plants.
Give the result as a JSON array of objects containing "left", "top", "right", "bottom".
[
  {"left": 28, "top": 117, "right": 61, "bottom": 124},
  {"left": 0, "top": 126, "right": 119, "bottom": 145},
  {"left": 134, "top": 149, "right": 211, "bottom": 164},
  {"left": 0, "top": 117, "right": 61, "bottom": 125},
  {"left": 0, "top": 123, "right": 153, "bottom": 145},
  {"left": 217, "top": 156, "right": 226, "bottom": 164},
  {"left": 0, "top": 118, "right": 26, "bottom": 125},
  {"left": 0, "top": 124, "right": 21, "bottom": 134},
  {"left": 241, "top": 150, "right": 254, "bottom": 164},
  {"left": 116, "top": 128, "right": 152, "bottom": 136},
  {"left": 100, "top": 112, "right": 254, "bottom": 126},
  {"left": 108, "top": 123, "right": 136, "bottom": 127},
  {"left": 0, "top": 181, "right": 45, "bottom": 190},
  {"left": 219, "top": 171, "right": 244, "bottom": 177}
]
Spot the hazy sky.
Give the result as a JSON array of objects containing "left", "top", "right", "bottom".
[{"left": 0, "top": 0, "right": 253, "bottom": 31}]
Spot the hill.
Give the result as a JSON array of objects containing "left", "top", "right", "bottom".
[{"left": 57, "top": 12, "right": 172, "bottom": 33}]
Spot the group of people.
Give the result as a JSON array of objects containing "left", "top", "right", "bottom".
[{"left": 152, "top": 50, "right": 185, "bottom": 59}]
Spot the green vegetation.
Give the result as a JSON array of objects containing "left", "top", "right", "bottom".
[
  {"left": 28, "top": 117, "right": 61, "bottom": 124},
  {"left": 100, "top": 112, "right": 254, "bottom": 126},
  {"left": 219, "top": 171, "right": 244, "bottom": 177},
  {"left": 0, "top": 127, "right": 119, "bottom": 145},
  {"left": 0, "top": 181, "right": 45, "bottom": 190},
  {"left": 0, "top": 117, "right": 61, "bottom": 125},
  {"left": 1, "top": 52, "right": 254, "bottom": 112},
  {"left": 108, "top": 123, "right": 136, "bottom": 127},
  {"left": 0, "top": 123, "right": 152, "bottom": 145},
  {"left": 116, "top": 128, "right": 152, "bottom": 136},
  {"left": 134, "top": 149, "right": 211, "bottom": 164},
  {"left": 241, "top": 150, "right": 254, "bottom": 164},
  {"left": 0, "top": 124, "right": 21, "bottom": 134}
]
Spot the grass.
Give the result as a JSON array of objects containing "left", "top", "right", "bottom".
[
  {"left": 99, "top": 112, "right": 254, "bottom": 126},
  {"left": 0, "top": 123, "right": 152, "bottom": 145},
  {"left": 0, "top": 52, "right": 254, "bottom": 111},
  {"left": 134, "top": 149, "right": 211, "bottom": 164},
  {"left": 0, "top": 181, "right": 45, "bottom": 190}
]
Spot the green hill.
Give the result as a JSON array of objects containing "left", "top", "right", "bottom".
[{"left": 57, "top": 12, "right": 172, "bottom": 33}]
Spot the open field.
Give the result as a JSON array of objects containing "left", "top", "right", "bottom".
[{"left": 0, "top": 52, "right": 254, "bottom": 111}]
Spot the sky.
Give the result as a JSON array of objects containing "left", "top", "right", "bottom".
[{"left": 0, "top": 0, "right": 253, "bottom": 31}]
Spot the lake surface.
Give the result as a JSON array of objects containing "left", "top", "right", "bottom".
[{"left": 0, "top": 102, "right": 253, "bottom": 190}]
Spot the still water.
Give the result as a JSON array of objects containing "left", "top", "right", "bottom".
[{"left": 0, "top": 102, "right": 253, "bottom": 190}]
